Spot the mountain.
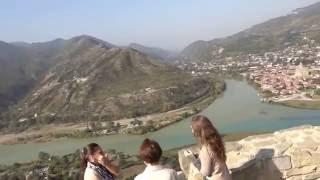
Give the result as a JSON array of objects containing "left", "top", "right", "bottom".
[
  {"left": 129, "top": 43, "right": 182, "bottom": 64},
  {"left": 181, "top": 2, "right": 320, "bottom": 62},
  {"left": 2, "top": 36, "right": 213, "bottom": 128},
  {"left": 0, "top": 41, "right": 42, "bottom": 112},
  {"left": 0, "top": 35, "right": 118, "bottom": 112}
]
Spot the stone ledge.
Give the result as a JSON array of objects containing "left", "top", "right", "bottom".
[{"left": 179, "top": 125, "right": 320, "bottom": 180}]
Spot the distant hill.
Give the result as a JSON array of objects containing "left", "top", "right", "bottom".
[
  {"left": 0, "top": 35, "right": 118, "bottom": 112},
  {"left": 0, "top": 41, "right": 41, "bottom": 112},
  {"left": 0, "top": 36, "right": 214, "bottom": 129},
  {"left": 129, "top": 43, "right": 182, "bottom": 64},
  {"left": 181, "top": 2, "right": 320, "bottom": 62}
]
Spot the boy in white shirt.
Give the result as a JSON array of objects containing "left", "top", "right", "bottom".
[{"left": 135, "top": 139, "right": 178, "bottom": 180}]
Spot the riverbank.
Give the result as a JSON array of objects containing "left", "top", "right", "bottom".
[
  {"left": 0, "top": 108, "right": 195, "bottom": 145},
  {"left": 266, "top": 95, "right": 320, "bottom": 110},
  {"left": 278, "top": 99, "right": 320, "bottom": 109},
  {"left": 1, "top": 80, "right": 320, "bottom": 166},
  {"left": 0, "top": 78, "right": 225, "bottom": 145},
  {"left": 246, "top": 78, "right": 320, "bottom": 110}
]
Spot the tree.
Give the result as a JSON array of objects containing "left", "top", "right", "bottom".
[
  {"left": 38, "top": 152, "right": 50, "bottom": 161},
  {"left": 116, "top": 122, "right": 121, "bottom": 128},
  {"left": 144, "top": 120, "right": 154, "bottom": 127},
  {"left": 130, "top": 119, "right": 142, "bottom": 126},
  {"left": 105, "top": 121, "right": 114, "bottom": 129}
]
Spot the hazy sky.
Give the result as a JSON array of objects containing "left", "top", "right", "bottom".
[{"left": 1, "top": 0, "right": 320, "bottom": 50}]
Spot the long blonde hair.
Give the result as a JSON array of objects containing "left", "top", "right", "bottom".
[{"left": 191, "top": 115, "right": 226, "bottom": 162}]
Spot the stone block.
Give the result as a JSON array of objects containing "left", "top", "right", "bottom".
[
  {"left": 285, "top": 165, "right": 317, "bottom": 178},
  {"left": 295, "top": 139, "right": 319, "bottom": 151},
  {"left": 272, "top": 156, "right": 292, "bottom": 170},
  {"left": 253, "top": 139, "right": 278, "bottom": 147},
  {"left": 275, "top": 125, "right": 313, "bottom": 134},
  {"left": 286, "top": 176, "right": 303, "bottom": 180},
  {"left": 178, "top": 150, "right": 195, "bottom": 176},
  {"left": 303, "top": 172, "right": 320, "bottom": 180},
  {"left": 290, "top": 150, "right": 312, "bottom": 168},
  {"left": 241, "top": 133, "right": 274, "bottom": 142},
  {"left": 274, "top": 142, "right": 292, "bottom": 155},
  {"left": 188, "top": 163, "right": 204, "bottom": 180},
  {"left": 225, "top": 142, "right": 242, "bottom": 152}
]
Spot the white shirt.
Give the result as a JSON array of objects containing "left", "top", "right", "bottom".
[
  {"left": 84, "top": 167, "right": 101, "bottom": 180},
  {"left": 134, "top": 164, "right": 178, "bottom": 180}
]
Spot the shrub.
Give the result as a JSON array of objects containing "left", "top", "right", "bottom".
[{"left": 38, "top": 152, "right": 50, "bottom": 162}]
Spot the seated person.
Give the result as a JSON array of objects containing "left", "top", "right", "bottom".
[{"left": 135, "top": 138, "right": 178, "bottom": 180}]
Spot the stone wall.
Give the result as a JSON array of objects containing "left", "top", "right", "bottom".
[{"left": 178, "top": 125, "right": 320, "bottom": 180}]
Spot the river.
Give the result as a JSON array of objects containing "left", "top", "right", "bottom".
[{"left": 1, "top": 80, "right": 320, "bottom": 165}]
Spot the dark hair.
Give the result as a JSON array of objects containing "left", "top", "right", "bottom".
[
  {"left": 191, "top": 115, "right": 226, "bottom": 162},
  {"left": 139, "top": 138, "right": 162, "bottom": 164},
  {"left": 80, "top": 143, "right": 101, "bottom": 174}
]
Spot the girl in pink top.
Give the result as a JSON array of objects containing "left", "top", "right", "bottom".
[{"left": 191, "top": 115, "right": 232, "bottom": 180}]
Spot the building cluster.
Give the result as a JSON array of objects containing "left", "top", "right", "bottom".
[
  {"left": 247, "top": 63, "right": 320, "bottom": 96},
  {"left": 245, "top": 37, "right": 320, "bottom": 98},
  {"left": 180, "top": 36, "right": 320, "bottom": 99}
]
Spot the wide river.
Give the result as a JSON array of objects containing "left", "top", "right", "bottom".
[{"left": 1, "top": 80, "right": 320, "bottom": 165}]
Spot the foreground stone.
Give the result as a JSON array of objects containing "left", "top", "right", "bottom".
[{"left": 179, "top": 125, "right": 320, "bottom": 180}]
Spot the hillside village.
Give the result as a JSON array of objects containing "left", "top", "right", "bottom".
[{"left": 180, "top": 35, "right": 320, "bottom": 104}]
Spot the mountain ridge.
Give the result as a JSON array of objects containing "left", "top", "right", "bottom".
[
  {"left": 0, "top": 35, "right": 216, "bottom": 131},
  {"left": 181, "top": 1, "right": 320, "bottom": 62}
]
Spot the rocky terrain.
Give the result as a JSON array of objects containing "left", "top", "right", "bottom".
[
  {"left": 181, "top": 2, "right": 320, "bottom": 62},
  {"left": 0, "top": 35, "right": 221, "bottom": 133}
]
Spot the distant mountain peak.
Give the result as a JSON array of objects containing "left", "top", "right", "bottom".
[
  {"left": 128, "top": 43, "right": 181, "bottom": 64},
  {"left": 69, "top": 35, "right": 115, "bottom": 49}
]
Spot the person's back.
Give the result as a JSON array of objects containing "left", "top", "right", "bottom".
[
  {"left": 135, "top": 164, "right": 177, "bottom": 180},
  {"left": 191, "top": 115, "right": 232, "bottom": 180},
  {"left": 135, "top": 139, "right": 178, "bottom": 180},
  {"left": 199, "top": 145, "right": 231, "bottom": 180}
]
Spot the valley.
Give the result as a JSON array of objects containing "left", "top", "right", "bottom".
[{"left": 0, "top": 2, "right": 320, "bottom": 180}]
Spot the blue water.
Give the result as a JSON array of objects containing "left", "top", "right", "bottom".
[{"left": 0, "top": 80, "right": 319, "bottom": 165}]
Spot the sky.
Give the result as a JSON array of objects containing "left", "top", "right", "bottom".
[{"left": 0, "top": 0, "right": 320, "bottom": 51}]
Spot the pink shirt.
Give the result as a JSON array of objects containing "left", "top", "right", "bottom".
[{"left": 199, "top": 146, "right": 232, "bottom": 180}]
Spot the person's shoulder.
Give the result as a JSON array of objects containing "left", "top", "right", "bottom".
[
  {"left": 134, "top": 173, "right": 144, "bottom": 180},
  {"left": 84, "top": 167, "right": 100, "bottom": 180},
  {"left": 165, "top": 168, "right": 178, "bottom": 180},
  {"left": 162, "top": 168, "right": 177, "bottom": 175}
]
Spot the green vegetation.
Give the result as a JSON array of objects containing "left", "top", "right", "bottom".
[
  {"left": 0, "top": 129, "right": 263, "bottom": 180},
  {"left": 0, "top": 149, "right": 179, "bottom": 180}
]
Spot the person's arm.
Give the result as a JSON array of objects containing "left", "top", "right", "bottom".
[
  {"left": 99, "top": 156, "right": 120, "bottom": 177},
  {"left": 199, "top": 147, "right": 212, "bottom": 177}
]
